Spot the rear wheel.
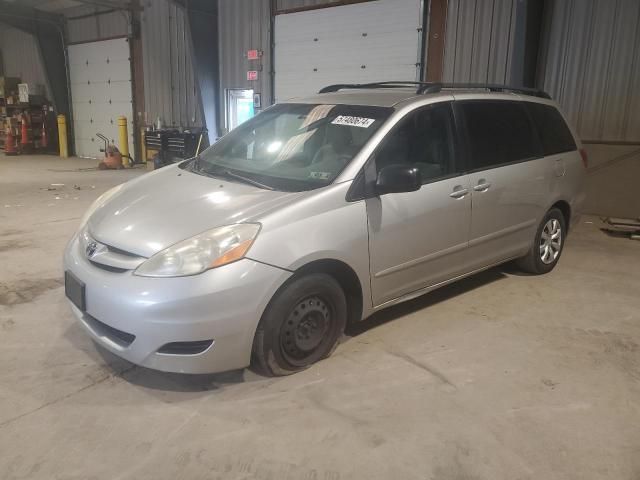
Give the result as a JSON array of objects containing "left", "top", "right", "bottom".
[
  {"left": 252, "top": 273, "right": 347, "bottom": 376},
  {"left": 516, "top": 208, "right": 566, "bottom": 274}
]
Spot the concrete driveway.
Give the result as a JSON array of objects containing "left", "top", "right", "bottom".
[{"left": 1, "top": 155, "right": 639, "bottom": 480}]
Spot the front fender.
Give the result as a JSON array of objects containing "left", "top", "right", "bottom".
[{"left": 247, "top": 182, "right": 373, "bottom": 318}]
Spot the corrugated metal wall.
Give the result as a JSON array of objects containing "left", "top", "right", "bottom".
[
  {"left": 140, "top": 0, "right": 202, "bottom": 128},
  {"left": 442, "top": 0, "right": 517, "bottom": 84},
  {"left": 0, "top": 23, "right": 51, "bottom": 98},
  {"left": 539, "top": 0, "right": 640, "bottom": 142},
  {"left": 4, "top": 0, "right": 637, "bottom": 144},
  {"left": 64, "top": 4, "right": 130, "bottom": 44},
  {"left": 219, "top": 0, "right": 271, "bottom": 126},
  {"left": 62, "top": 1, "right": 201, "bottom": 129}
]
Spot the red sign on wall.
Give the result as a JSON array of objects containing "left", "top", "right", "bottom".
[
  {"left": 247, "top": 71, "right": 259, "bottom": 81},
  {"left": 247, "top": 49, "right": 260, "bottom": 60}
]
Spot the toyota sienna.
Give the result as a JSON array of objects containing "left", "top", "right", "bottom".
[{"left": 64, "top": 82, "right": 586, "bottom": 376}]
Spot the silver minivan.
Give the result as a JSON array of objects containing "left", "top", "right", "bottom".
[{"left": 64, "top": 82, "right": 586, "bottom": 376}]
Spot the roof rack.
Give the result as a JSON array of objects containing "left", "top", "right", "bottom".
[
  {"left": 318, "top": 81, "right": 551, "bottom": 99},
  {"left": 318, "top": 81, "right": 432, "bottom": 93},
  {"left": 418, "top": 83, "right": 551, "bottom": 99}
]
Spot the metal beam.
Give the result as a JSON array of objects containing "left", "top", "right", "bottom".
[
  {"left": 510, "top": 0, "right": 545, "bottom": 88},
  {"left": 73, "top": 0, "right": 140, "bottom": 11},
  {"left": 185, "top": 0, "right": 220, "bottom": 143},
  {"left": 130, "top": 0, "right": 144, "bottom": 163},
  {"left": 66, "top": 8, "right": 117, "bottom": 20},
  {"left": 425, "top": 0, "right": 447, "bottom": 82}
]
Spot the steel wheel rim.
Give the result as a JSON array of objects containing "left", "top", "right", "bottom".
[
  {"left": 280, "top": 296, "right": 332, "bottom": 365},
  {"left": 540, "top": 218, "right": 562, "bottom": 264}
]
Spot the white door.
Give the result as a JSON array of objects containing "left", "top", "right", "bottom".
[
  {"left": 274, "top": 0, "right": 422, "bottom": 102},
  {"left": 68, "top": 38, "right": 134, "bottom": 159},
  {"left": 225, "top": 89, "right": 255, "bottom": 131}
]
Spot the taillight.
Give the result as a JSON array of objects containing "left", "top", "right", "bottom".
[{"left": 579, "top": 148, "right": 588, "bottom": 168}]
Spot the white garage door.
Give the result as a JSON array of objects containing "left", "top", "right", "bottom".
[
  {"left": 274, "top": 0, "right": 422, "bottom": 102},
  {"left": 68, "top": 38, "right": 134, "bottom": 159}
]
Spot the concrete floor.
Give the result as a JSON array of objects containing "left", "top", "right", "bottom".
[{"left": 1, "top": 155, "right": 639, "bottom": 480}]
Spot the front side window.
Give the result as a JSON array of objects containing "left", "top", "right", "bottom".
[
  {"left": 374, "top": 102, "right": 457, "bottom": 183},
  {"left": 185, "top": 103, "right": 392, "bottom": 191},
  {"left": 461, "top": 101, "right": 541, "bottom": 170}
]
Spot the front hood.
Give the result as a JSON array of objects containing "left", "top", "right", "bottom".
[{"left": 87, "top": 165, "right": 300, "bottom": 257}]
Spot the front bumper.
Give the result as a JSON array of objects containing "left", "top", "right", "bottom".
[{"left": 63, "top": 234, "right": 291, "bottom": 374}]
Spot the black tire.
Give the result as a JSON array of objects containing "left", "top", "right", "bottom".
[
  {"left": 516, "top": 208, "right": 566, "bottom": 274},
  {"left": 251, "top": 273, "right": 347, "bottom": 376}
]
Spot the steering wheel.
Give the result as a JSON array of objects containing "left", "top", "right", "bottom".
[{"left": 311, "top": 145, "right": 351, "bottom": 165}]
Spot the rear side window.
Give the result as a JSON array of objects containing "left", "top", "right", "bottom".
[
  {"left": 461, "top": 101, "right": 540, "bottom": 170},
  {"left": 525, "top": 102, "right": 577, "bottom": 155}
]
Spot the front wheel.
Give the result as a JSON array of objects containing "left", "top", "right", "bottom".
[
  {"left": 251, "top": 273, "right": 347, "bottom": 376},
  {"left": 516, "top": 208, "right": 566, "bottom": 274}
]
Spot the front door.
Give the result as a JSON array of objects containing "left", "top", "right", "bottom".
[{"left": 366, "top": 101, "right": 472, "bottom": 306}]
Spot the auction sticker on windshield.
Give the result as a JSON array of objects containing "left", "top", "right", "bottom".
[{"left": 331, "top": 115, "right": 375, "bottom": 128}]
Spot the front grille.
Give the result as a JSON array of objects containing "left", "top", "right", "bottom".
[
  {"left": 81, "top": 238, "right": 146, "bottom": 273},
  {"left": 83, "top": 314, "right": 136, "bottom": 348},
  {"left": 101, "top": 243, "right": 141, "bottom": 258},
  {"left": 157, "top": 340, "right": 213, "bottom": 355}
]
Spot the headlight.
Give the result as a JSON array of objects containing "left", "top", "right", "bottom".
[
  {"left": 134, "top": 223, "right": 261, "bottom": 277},
  {"left": 79, "top": 184, "right": 123, "bottom": 227}
]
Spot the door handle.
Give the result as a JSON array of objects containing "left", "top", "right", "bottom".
[
  {"left": 449, "top": 187, "right": 469, "bottom": 199},
  {"left": 473, "top": 181, "right": 491, "bottom": 192}
]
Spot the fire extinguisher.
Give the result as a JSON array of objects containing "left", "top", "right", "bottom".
[
  {"left": 20, "top": 113, "right": 31, "bottom": 153},
  {"left": 4, "top": 122, "right": 18, "bottom": 155}
]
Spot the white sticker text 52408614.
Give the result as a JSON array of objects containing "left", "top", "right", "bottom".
[{"left": 331, "top": 115, "right": 376, "bottom": 128}]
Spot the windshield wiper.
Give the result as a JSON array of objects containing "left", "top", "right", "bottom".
[
  {"left": 189, "top": 156, "right": 274, "bottom": 190},
  {"left": 186, "top": 155, "right": 201, "bottom": 172},
  {"left": 217, "top": 169, "right": 274, "bottom": 190}
]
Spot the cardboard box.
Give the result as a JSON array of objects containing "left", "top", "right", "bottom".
[{"left": 0, "top": 77, "right": 21, "bottom": 98}]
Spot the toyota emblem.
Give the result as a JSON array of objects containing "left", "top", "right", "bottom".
[{"left": 86, "top": 241, "right": 98, "bottom": 258}]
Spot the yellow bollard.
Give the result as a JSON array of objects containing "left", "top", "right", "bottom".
[
  {"left": 117, "top": 116, "right": 130, "bottom": 167},
  {"left": 57, "top": 114, "right": 68, "bottom": 158}
]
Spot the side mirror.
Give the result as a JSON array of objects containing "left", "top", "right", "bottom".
[{"left": 375, "top": 164, "right": 422, "bottom": 195}]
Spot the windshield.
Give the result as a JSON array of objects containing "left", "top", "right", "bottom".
[{"left": 183, "top": 103, "right": 392, "bottom": 192}]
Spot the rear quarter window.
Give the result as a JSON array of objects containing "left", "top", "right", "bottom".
[
  {"left": 525, "top": 102, "right": 577, "bottom": 156},
  {"left": 460, "top": 101, "right": 541, "bottom": 171}
]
